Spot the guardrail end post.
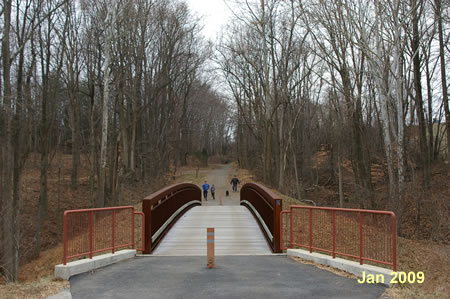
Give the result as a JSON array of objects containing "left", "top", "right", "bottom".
[
  {"left": 89, "top": 211, "right": 93, "bottom": 259},
  {"left": 392, "top": 213, "right": 397, "bottom": 271},
  {"left": 63, "top": 212, "right": 68, "bottom": 265},
  {"left": 359, "top": 212, "right": 363, "bottom": 265},
  {"left": 309, "top": 209, "right": 312, "bottom": 253},
  {"left": 332, "top": 210, "right": 336, "bottom": 259},
  {"left": 112, "top": 210, "right": 116, "bottom": 254}
]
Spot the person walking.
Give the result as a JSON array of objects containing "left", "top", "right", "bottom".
[
  {"left": 211, "top": 184, "right": 216, "bottom": 200},
  {"left": 202, "top": 180, "right": 210, "bottom": 201},
  {"left": 230, "top": 175, "right": 240, "bottom": 192}
]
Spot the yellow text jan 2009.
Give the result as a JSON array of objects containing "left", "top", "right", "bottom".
[{"left": 357, "top": 271, "right": 424, "bottom": 284}]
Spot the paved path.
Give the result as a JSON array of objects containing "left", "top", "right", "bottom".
[
  {"left": 202, "top": 164, "right": 240, "bottom": 206},
  {"left": 70, "top": 256, "right": 386, "bottom": 299},
  {"left": 153, "top": 206, "right": 271, "bottom": 256}
]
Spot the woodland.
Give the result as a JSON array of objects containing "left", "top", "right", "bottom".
[{"left": 0, "top": 0, "right": 449, "bottom": 285}]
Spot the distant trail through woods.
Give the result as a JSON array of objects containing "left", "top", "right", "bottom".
[{"left": 203, "top": 164, "right": 240, "bottom": 206}]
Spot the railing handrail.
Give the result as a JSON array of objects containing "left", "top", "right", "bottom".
[
  {"left": 64, "top": 205, "right": 135, "bottom": 215},
  {"left": 281, "top": 205, "right": 396, "bottom": 271},
  {"left": 288, "top": 205, "right": 395, "bottom": 216},
  {"left": 143, "top": 183, "right": 199, "bottom": 204}
]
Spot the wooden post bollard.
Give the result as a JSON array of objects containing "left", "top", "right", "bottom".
[{"left": 207, "top": 227, "right": 215, "bottom": 268}]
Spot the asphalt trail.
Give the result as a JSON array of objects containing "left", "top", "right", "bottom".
[{"left": 70, "top": 255, "right": 385, "bottom": 299}]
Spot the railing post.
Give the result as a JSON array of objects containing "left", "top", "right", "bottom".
[
  {"left": 392, "top": 213, "right": 397, "bottom": 271},
  {"left": 142, "top": 199, "right": 152, "bottom": 254},
  {"left": 63, "top": 212, "right": 68, "bottom": 265},
  {"left": 131, "top": 208, "right": 135, "bottom": 249},
  {"left": 141, "top": 212, "right": 145, "bottom": 252},
  {"left": 273, "top": 199, "right": 281, "bottom": 253},
  {"left": 112, "top": 210, "right": 115, "bottom": 254},
  {"left": 89, "top": 211, "right": 93, "bottom": 259},
  {"left": 332, "top": 210, "right": 336, "bottom": 259},
  {"left": 280, "top": 211, "right": 284, "bottom": 251},
  {"left": 289, "top": 208, "right": 293, "bottom": 248},
  {"left": 309, "top": 208, "right": 312, "bottom": 253},
  {"left": 359, "top": 212, "right": 363, "bottom": 265}
]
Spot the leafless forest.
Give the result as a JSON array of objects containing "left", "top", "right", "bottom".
[{"left": 1, "top": 0, "right": 449, "bottom": 283}]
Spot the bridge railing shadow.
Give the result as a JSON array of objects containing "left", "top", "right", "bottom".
[
  {"left": 240, "top": 183, "right": 282, "bottom": 253},
  {"left": 142, "top": 183, "right": 201, "bottom": 253}
]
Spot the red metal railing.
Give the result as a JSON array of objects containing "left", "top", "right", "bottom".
[
  {"left": 63, "top": 206, "right": 145, "bottom": 265},
  {"left": 240, "top": 183, "right": 282, "bottom": 253},
  {"left": 280, "top": 206, "right": 396, "bottom": 271},
  {"left": 142, "top": 183, "right": 201, "bottom": 254}
]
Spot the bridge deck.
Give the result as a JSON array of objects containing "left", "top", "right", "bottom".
[{"left": 153, "top": 206, "right": 272, "bottom": 256}]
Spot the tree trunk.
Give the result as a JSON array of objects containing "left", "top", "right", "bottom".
[
  {"left": 291, "top": 142, "right": 301, "bottom": 202},
  {"left": 98, "top": 5, "right": 116, "bottom": 208},
  {"left": 338, "top": 144, "right": 344, "bottom": 208},
  {"left": 434, "top": 0, "right": 449, "bottom": 163},
  {"left": 411, "top": 0, "right": 430, "bottom": 228},
  {"left": 70, "top": 94, "right": 81, "bottom": 189},
  {"left": 2, "top": 0, "right": 15, "bottom": 282},
  {"left": 89, "top": 82, "right": 96, "bottom": 208}
]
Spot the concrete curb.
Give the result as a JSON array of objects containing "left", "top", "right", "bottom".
[
  {"left": 287, "top": 249, "right": 393, "bottom": 286},
  {"left": 55, "top": 249, "right": 136, "bottom": 280},
  {"left": 46, "top": 288, "right": 72, "bottom": 299}
]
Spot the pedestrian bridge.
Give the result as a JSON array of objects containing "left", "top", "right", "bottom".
[
  {"left": 142, "top": 183, "right": 281, "bottom": 255},
  {"left": 62, "top": 182, "right": 396, "bottom": 273},
  {"left": 62, "top": 183, "right": 282, "bottom": 265}
]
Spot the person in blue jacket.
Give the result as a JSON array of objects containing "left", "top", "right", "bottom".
[{"left": 202, "top": 180, "right": 210, "bottom": 200}]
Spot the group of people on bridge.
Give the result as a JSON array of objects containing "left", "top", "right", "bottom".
[{"left": 201, "top": 176, "right": 240, "bottom": 201}]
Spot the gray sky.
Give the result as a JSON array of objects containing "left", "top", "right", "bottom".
[{"left": 185, "top": 0, "right": 234, "bottom": 41}]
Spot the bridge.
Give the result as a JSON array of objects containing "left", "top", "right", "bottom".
[{"left": 58, "top": 167, "right": 396, "bottom": 298}]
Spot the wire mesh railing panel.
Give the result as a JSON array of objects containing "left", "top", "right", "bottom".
[
  {"left": 311, "top": 209, "right": 333, "bottom": 252},
  {"left": 66, "top": 212, "right": 90, "bottom": 260},
  {"left": 93, "top": 210, "right": 113, "bottom": 253},
  {"left": 63, "top": 206, "right": 140, "bottom": 264},
  {"left": 335, "top": 210, "right": 360, "bottom": 259},
  {"left": 114, "top": 209, "right": 133, "bottom": 248},
  {"left": 283, "top": 206, "right": 396, "bottom": 270},
  {"left": 362, "top": 213, "right": 394, "bottom": 266},
  {"left": 291, "top": 208, "right": 309, "bottom": 248}
]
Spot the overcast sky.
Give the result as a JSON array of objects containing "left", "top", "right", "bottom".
[{"left": 185, "top": 0, "right": 234, "bottom": 41}]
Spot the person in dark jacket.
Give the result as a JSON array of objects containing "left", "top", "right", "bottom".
[
  {"left": 211, "top": 184, "right": 216, "bottom": 200},
  {"left": 202, "top": 181, "right": 210, "bottom": 200},
  {"left": 230, "top": 176, "right": 240, "bottom": 192}
]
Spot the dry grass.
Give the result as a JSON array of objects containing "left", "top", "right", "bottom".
[
  {"left": 0, "top": 276, "right": 68, "bottom": 299},
  {"left": 172, "top": 165, "right": 210, "bottom": 186},
  {"left": 382, "top": 238, "right": 450, "bottom": 298},
  {"left": 290, "top": 256, "right": 358, "bottom": 279},
  {"left": 230, "top": 163, "right": 307, "bottom": 210}
]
